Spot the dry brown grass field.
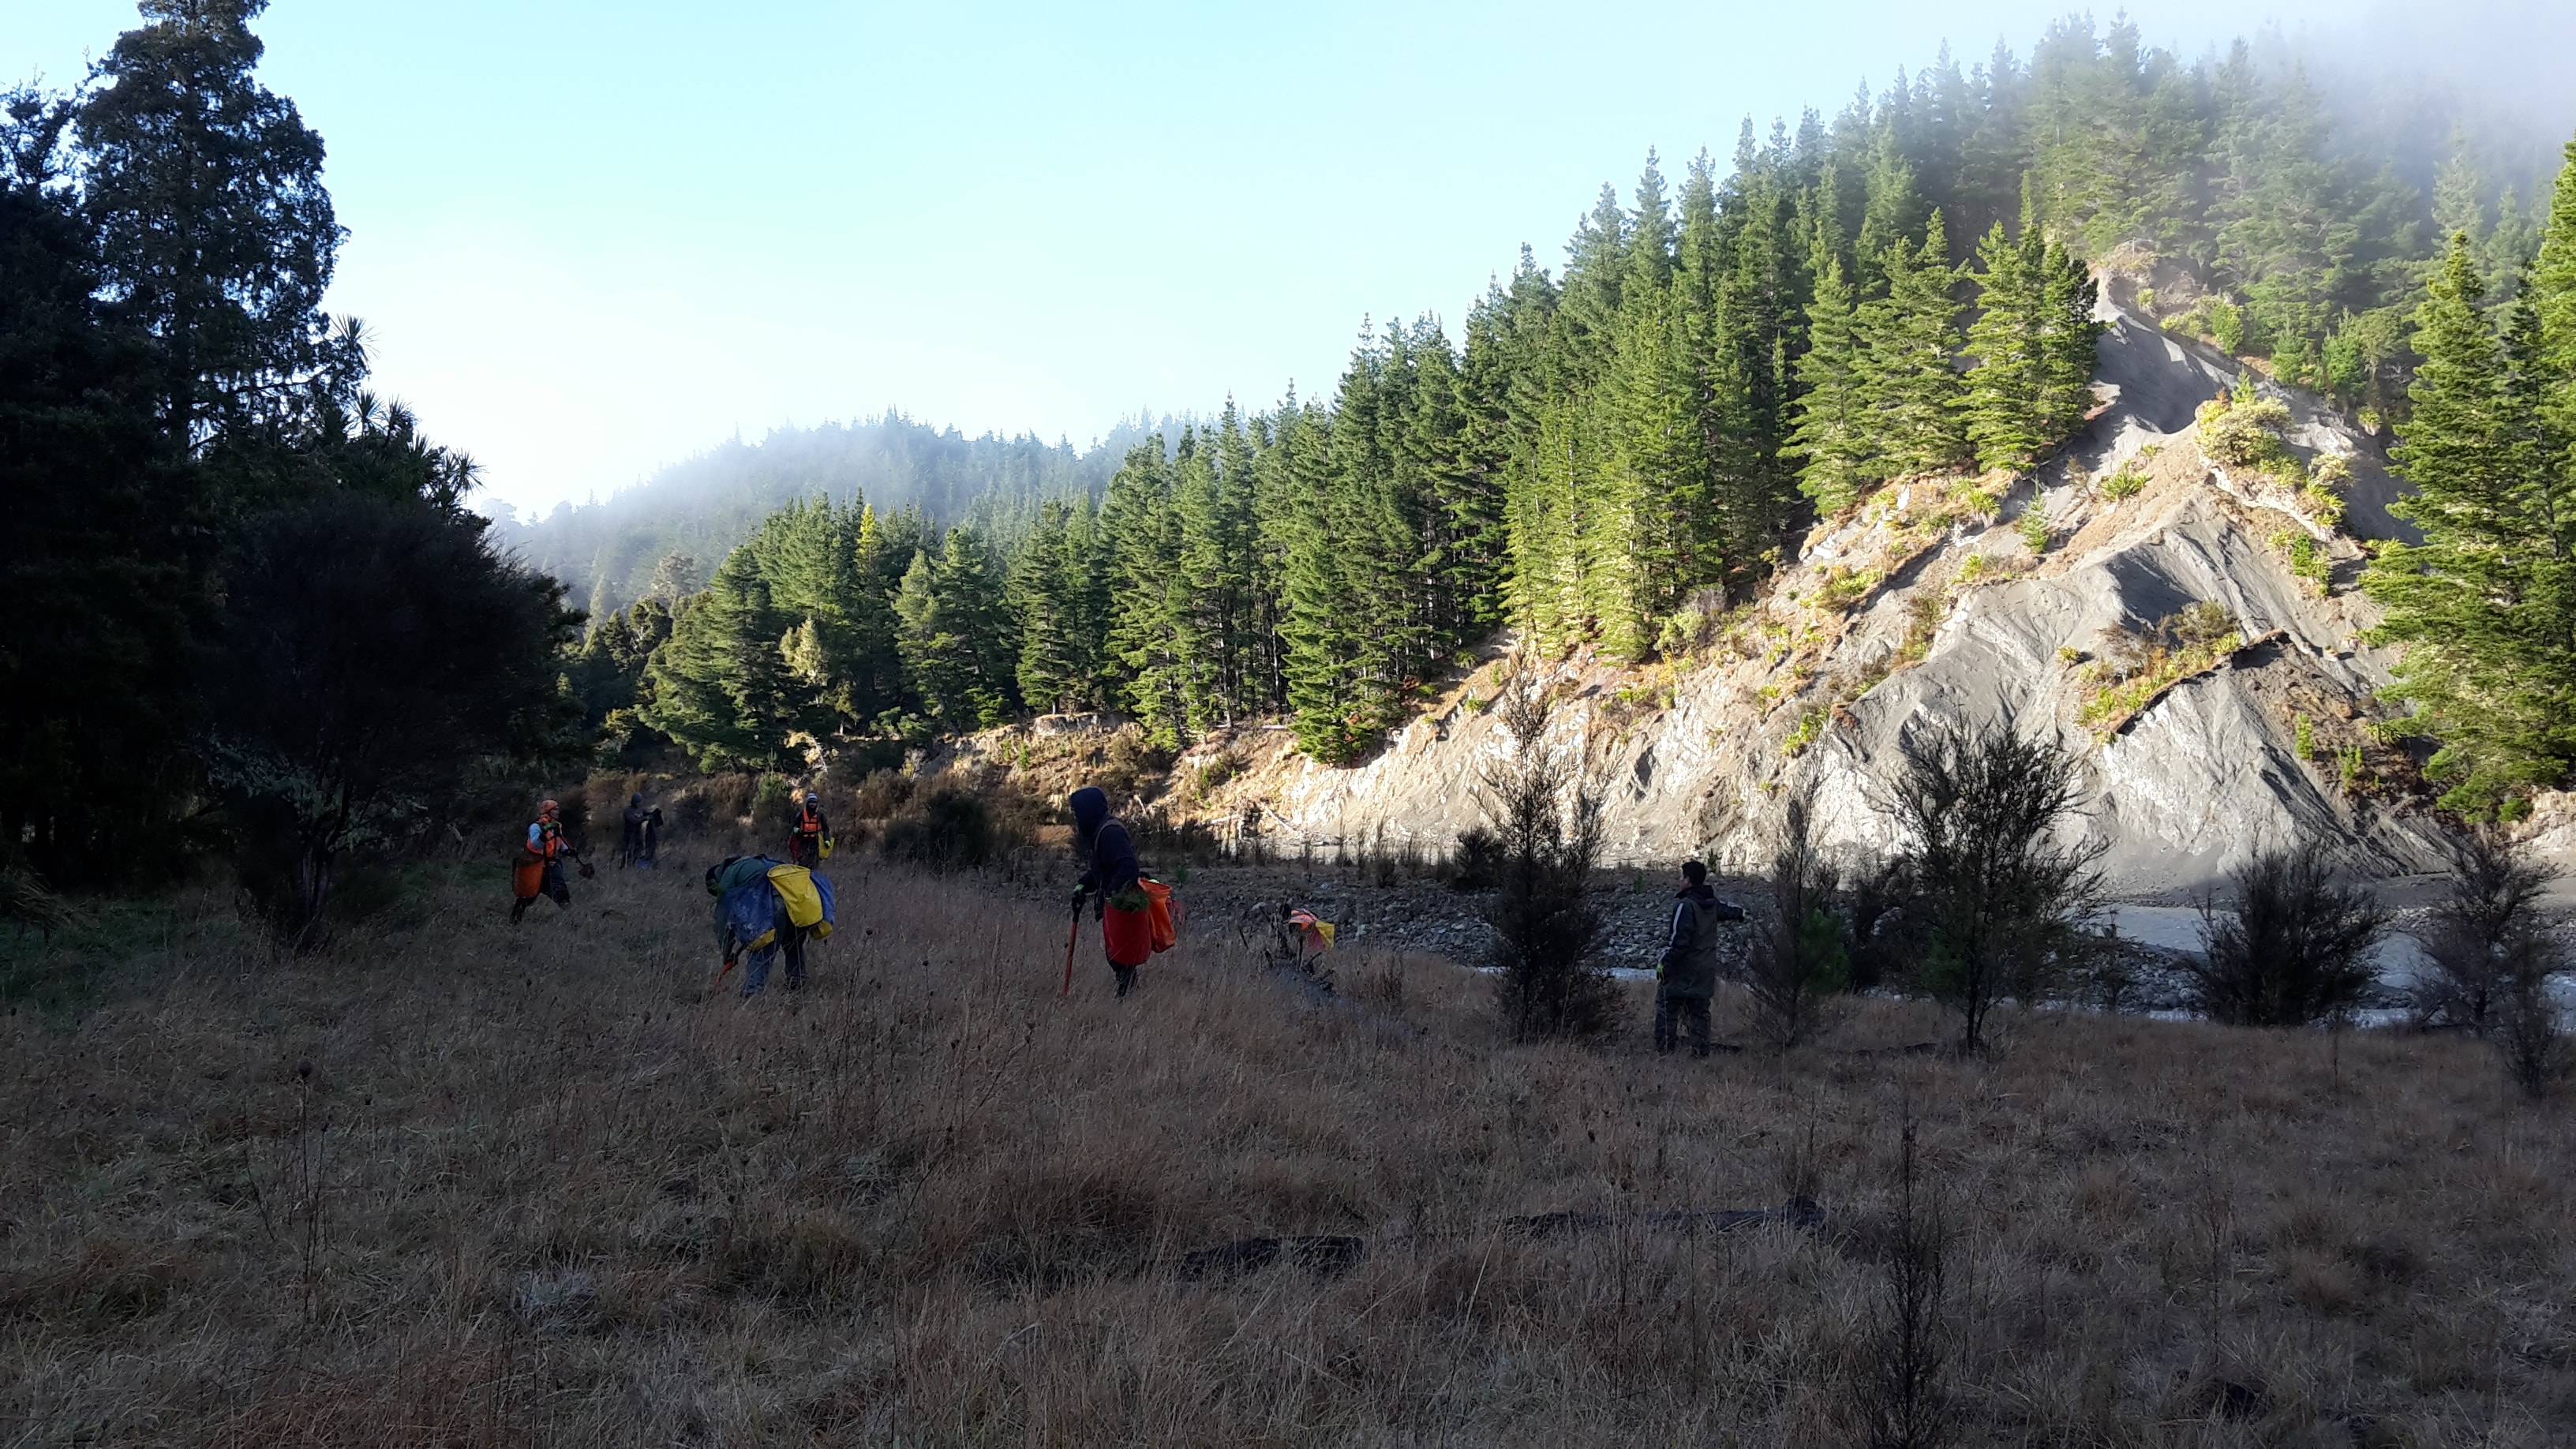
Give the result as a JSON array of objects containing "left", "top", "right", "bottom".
[{"left": 3, "top": 851, "right": 2573, "bottom": 1447}]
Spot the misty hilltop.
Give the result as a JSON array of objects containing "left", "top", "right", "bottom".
[{"left": 492, "top": 413, "right": 1192, "bottom": 621}]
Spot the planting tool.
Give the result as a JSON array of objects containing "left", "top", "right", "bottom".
[{"left": 1060, "top": 907, "right": 1080, "bottom": 999}]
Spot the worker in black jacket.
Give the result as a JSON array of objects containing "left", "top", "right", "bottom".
[
  {"left": 1068, "top": 784, "right": 1146, "bottom": 997},
  {"left": 1656, "top": 859, "right": 1744, "bottom": 1056}
]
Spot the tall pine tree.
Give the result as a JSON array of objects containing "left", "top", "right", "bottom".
[
  {"left": 1789, "top": 240, "right": 1874, "bottom": 512},
  {"left": 640, "top": 546, "right": 796, "bottom": 769},
  {"left": 2364, "top": 233, "right": 2576, "bottom": 815},
  {"left": 1855, "top": 211, "right": 1970, "bottom": 479}
]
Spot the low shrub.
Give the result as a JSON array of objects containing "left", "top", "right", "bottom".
[
  {"left": 2198, "top": 386, "right": 2303, "bottom": 486},
  {"left": 2412, "top": 828, "right": 2555, "bottom": 1039},
  {"left": 881, "top": 786, "right": 998, "bottom": 872},
  {"left": 1098, "top": 728, "right": 1170, "bottom": 797},
  {"left": 554, "top": 782, "right": 594, "bottom": 855},
  {"left": 1193, "top": 750, "right": 1245, "bottom": 796},
  {"left": 668, "top": 773, "right": 754, "bottom": 837},
  {"left": 1841, "top": 855, "right": 1919, "bottom": 994},
  {"left": 2496, "top": 939, "right": 2574, "bottom": 1099},
  {"left": 1451, "top": 825, "right": 1504, "bottom": 893},
  {"left": 851, "top": 768, "right": 913, "bottom": 821},
  {"left": 2076, "top": 604, "right": 2244, "bottom": 736},
  {"left": 1887, "top": 724, "right": 2106, "bottom": 1054},
  {"left": 1780, "top": 707, "right": 1828, "bottom": 758},
  {"left": 1480, "top": 682, "right": 1612, "bottom": 1039},
  {"left": 2188, "top": 843, "right": 2389, "bottom": 1026},
  {"left": 1743, "top": 791, "right": 1848, "bottom": 1049},
  {"left": 2096, "top": 464, "right": 2147, "bottom": 502},
  {"left": 751, "top": 774, "right": 796, "bottom": 838}
]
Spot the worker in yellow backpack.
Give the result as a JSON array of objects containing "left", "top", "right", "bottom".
[
  {"left": 787, "top": 790, "right": 831, "bottom": 869},
  {"left": 706, "top": 853, "right": 836, "bottom": 996}
]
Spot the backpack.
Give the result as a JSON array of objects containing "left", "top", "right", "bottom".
[
  {"left": 766, "top": 863, "right": 835, "bottom": 941},
  {"left": 1141, "top": 878, "right": 1180, "bottom": 954}
]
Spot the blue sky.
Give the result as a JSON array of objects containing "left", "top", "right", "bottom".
[{"left": 4, "top": 1, "right": 2560, "bottom": 516}]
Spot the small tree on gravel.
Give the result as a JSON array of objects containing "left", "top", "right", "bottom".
[
  {"left": 2187, "top": 843, "right": 2390, "bottom": 1027},
  {"left": 2492, "top": 932, "right": 2573, "bottom": 1099},
  {"left": 1480, "top": 676, "right": 1612, "bottom": 1039},
  {"left": 2412, "top": 827, "right": 2555, "bottom": 1035},
  {"left": 2406, "top": 827, "right": 2575, "bottom": 1095},
  {"left": 1886, "top": 724, "right": 2106, "bottom": 1054},
  {"left": 1743, "top": 789, "right": 1849, "bottom": 1048}
]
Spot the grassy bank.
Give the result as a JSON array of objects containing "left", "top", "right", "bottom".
[{"left": 2, "top": 857, "right": 2570, "bottom": 1444}]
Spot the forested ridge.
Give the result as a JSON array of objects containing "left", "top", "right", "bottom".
[
  {"left": 496, "top": 412, "right": 1184, "bottom": 623},
  {"left": 602, "top": 15, "right": 2565, "bottom": 776}
]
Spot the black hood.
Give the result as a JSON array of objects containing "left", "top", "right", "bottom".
[{"left": 1069, "top": 786, "right": 1110, "bottom": 846}]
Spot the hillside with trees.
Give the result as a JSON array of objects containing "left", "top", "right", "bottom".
[{"left": 594, "top": 15, "right": 2570, "bottom": 803}]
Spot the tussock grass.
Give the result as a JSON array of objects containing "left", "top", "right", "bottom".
[{"left": 3, "top": 860, "right": 2572, "bottom": 1443}]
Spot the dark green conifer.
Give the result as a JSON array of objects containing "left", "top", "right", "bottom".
[
  {"left": 639, "top": 547, "right": 795, "bottom": 769},
  {"left": 1789, "top": 239, "right": 1874, "bottom": 512},
  {"left": 1963, "top": 221, "right": 2046, "bottom": 471},
  {"left": 1855, "top": 212, "right": 1970, "bottom": 479},
  {"left": 2364, "top": 234, "right": 2576, "bottom": 815}
]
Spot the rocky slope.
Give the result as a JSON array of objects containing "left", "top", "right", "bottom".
[{"left": 951, "top": 290, "right": 2449, "bottom": 898}]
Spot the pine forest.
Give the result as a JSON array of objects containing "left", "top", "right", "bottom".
[{"left": 579, "top": 18, "right": 2557, "bottom": 776}]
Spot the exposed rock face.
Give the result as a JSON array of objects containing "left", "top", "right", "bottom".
[{"left": 1175, "top": 295, "right": 2445, "bottom": 897}]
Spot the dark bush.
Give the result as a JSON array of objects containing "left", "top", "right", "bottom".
[
  {"left": 554, "top": 782, "right": 593, "bottom": 856},
  {"left": 203, "top": 492, "right": 578, "bottom": 949},
  {"left": 322, "top": 861, "right": 428, "bottom": 930},
  {"left": 750, "top": 773, "right": 796, "bottom": 840},
  {"left": 2412, "top": 827, "right": 2555, "bottom": 1035},
  {"left": 1885, "top": 724, "right": 2106, "bottom": 1054},
  {"left": 1479, "top": 679, "right": 1612, "bottom": 1039},
  {"left": 1451, "top": 825, "right": 1505, "bottom": 893},
  {"left": 2493, "top": 933, "right": 2572, "bottom": 1099},
  {"left": 851, "top": 769, "right": 913, "bottom": 821},
  {"left": 2188, "top": 843, "right": 2389, "bottom": 1026},
  {"left": 663, "top": 772, "right": 754, "bottom": 840},
  {"left": 1743, "top": 791, "right": 1849, "bottom": 1048},
  {"left": 882, "top": 786, "right": 996, "bottom": 871},
  {"left": 1125, "top": 807, "right": 1223, "bottom": 870},
  {"left": 1841, "top": 855, "right": 1919, "bottom": 993}
]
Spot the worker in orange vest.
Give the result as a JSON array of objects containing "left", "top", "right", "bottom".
[
  {"left": 510, "top": 799, "right": 586, "bottom": 923},
  {"left": 787, "top": 789, "right": 830, "bottom": 869}
]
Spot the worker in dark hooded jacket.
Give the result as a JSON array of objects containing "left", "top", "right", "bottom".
[
  {"left": 1068, "top": 785, "right": 1145, "bottom": 997},
  {"left": 1655, "top": 859, "right": 1743, "bottom": 1056},
  {"left": 618, "top": 792, "right": 648, "bottom": 867}
]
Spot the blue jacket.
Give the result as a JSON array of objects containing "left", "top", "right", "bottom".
[{"left": 710, "top": 856, "right": 836, "bottom": 958}]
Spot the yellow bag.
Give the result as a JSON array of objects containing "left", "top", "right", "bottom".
[
  {"left": 766, "top": 863, "right": 832, "bottom": 939},
  {"left": 818, "top": 834, "right": 834, "bottom": 861}
]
